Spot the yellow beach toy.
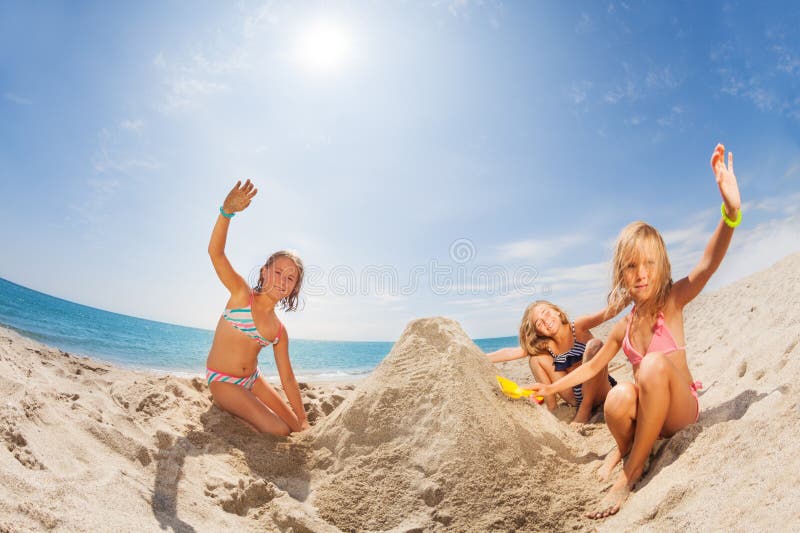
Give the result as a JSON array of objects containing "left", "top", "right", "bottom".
[{"left": 496, "top": 375, "right": 544, "bottom": 404}]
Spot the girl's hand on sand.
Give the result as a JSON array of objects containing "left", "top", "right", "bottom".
[
  {"left": 300, "top": 420, "right": 311, "bottom": 431},
  {"left": 710, "top": 144, "right": 741, "bottom": 219},
  {"left": 222, "top": 179, "right": 258, "bottom": 214}
]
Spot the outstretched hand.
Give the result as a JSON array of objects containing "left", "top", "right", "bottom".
[
  {"left": 525, "top": 382, "right": 551, "bottom": 400},
  {"left": 710, "top": 144, "right": 741, "bottom": 219},
  {"left": 222, "top": 179, "right": 258, "bottom": 214}
]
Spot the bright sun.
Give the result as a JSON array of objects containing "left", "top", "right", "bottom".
[{"left": 295, "top": 20, "right": 352, "bottom": 74}]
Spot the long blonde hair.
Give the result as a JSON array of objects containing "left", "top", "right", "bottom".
[
  {"left": 607, "top": 221, "right": 672, "bottom": 318},
  {"left": 518, "top": 300, "right": 569, "bottom": 357}
]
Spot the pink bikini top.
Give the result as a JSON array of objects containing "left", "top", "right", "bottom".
[{"left": 622, "top": 307, "right": 685, "bottom": 366}]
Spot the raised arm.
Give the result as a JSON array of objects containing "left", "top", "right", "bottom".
[
  {"left": 574, "top": 306, "right": 615, "bottom": 332},
  {"left": 487, "top": 347, "right": 526, "bottom": 363},
  {"left": 525, "top": 320, "right": 625, "bottom": 397},
  {"left": 272, "top": 329, "right": 309, "bottom": 431},
  {"left": 672, "top": 144, "right": 742, "bottom": 308},
  {"left": 208, "top": 180, "right": 258, "bottom": 295}
]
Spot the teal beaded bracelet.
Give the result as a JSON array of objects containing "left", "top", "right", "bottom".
[{"left": 219, "top": 206, "right": 235, "bottom": 219}]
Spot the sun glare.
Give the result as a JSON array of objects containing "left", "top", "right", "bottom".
[{"left": 296, "top": 20, "right": 352, "bottom": 74}]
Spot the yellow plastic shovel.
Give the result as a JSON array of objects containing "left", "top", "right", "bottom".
[{"left": 496, "top": 375, "right": 544, "bottom": 403}]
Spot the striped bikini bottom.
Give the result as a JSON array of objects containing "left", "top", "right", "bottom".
[
  {"left": 572, "top": 374, "right": 618, "bottom": 407},
  {"left": 206, "top": 367, "right": 261, "bottom": 391}
]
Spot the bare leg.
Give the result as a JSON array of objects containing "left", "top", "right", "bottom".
[
  {"left": 588, "top": 353, "right": 697, "bottom": 519},
  {"left": 209, "top": 381, "right": 292, "bottom": 436},
  {"left": 529, "top": 356, "right": 576, "bottom": 409},
  {"left": 594, "top": 382, "right": 637, "bottom": 484},
  {"left": 573, "top": 339, "right": 611, "bottom": 424},
  {"left": 252, "top": 377, "right": 301, "bottom": 431}
]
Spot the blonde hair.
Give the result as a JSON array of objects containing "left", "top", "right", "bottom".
[
  {"left": 518, "top": 300, "right": 569, "bottom": 357},
  {"left": 607, "top": 221, "right": 672, "bottom": 318},
  {"left": 256, "top": 250, "right": 305, "bottom": 312}
]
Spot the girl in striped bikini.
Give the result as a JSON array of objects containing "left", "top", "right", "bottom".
[
  {"left": 205, "top": 179, "right": 309, "bottom": 435},
  {"left": 487, "top": 302, "right": 618, "bottom": 424}
]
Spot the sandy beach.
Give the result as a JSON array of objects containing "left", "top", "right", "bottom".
[{"left": 2, "top": 253, "right": 800, "bottom": 531}]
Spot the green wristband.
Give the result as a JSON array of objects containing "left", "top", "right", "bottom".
[
  {"left": 721, "top": 202, "right": 741, "bottom": 228},
  {"left": 219, "top": 206, "right": 235, "bottom": 219}
]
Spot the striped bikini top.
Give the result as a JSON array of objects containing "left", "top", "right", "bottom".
[
  {"left": 222, "top": 291, "right": 283, "bottom": 347},
  {"left": 546, "top": 322, "right": 586, "bottom": 372}
]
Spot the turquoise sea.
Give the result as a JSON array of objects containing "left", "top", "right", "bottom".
[{"left": 0, "top": 277, "right": 517, "bottom": 381}]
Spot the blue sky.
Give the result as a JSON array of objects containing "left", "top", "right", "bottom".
[{"left": 1, "top": 1, "right": 799, "bottom": 341}]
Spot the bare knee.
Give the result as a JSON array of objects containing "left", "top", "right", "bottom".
[
  {"left": 583, "top": 339, "right": 603, "bottom": 362},
  {"left": 637, "top": 353, "right": 669, "bottom": 390},
  {"left": 604, "top": 382, "right": 637, "bottom": 419}
]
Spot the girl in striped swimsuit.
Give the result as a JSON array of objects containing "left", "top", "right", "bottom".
[
  {"left": 205, "top": 179, "right": 309, "bottom": 436},
  {"left": 528, "top": 143, "right": 742, "bottom": 519},
  {"left": 487, "top": 301, "right": 618, "bottom": 424}
]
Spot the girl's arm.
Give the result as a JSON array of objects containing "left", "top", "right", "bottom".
[
  {"left": 673, "top": 144, "right": 742, "bottom": 308},
  {"left": 273, "top": 329, "right": 309, "bottom": 432},
  {"left": 574, "top": 306, "right": 615, "bottom": 332},
  {"left": 208, "top": 180, "right": 258, "bottom": 295},
  {"left": 525, "top": 321, "right": 625, "bottom": 397},
  {"left": 487, "top": 347, "right": 526, "bottom": 363}
]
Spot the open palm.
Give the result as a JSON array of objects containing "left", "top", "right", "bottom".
[
  {"left": 710, "top": 144, "right": 741, "bottom": 216},
  {"left": 223, "top": 179, "right": 258, "bottom": 214}
]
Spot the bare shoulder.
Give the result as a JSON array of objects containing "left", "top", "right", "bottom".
[
  {"left": 225, "top": 285, "right": 253, "bottom": 308},
  {"left": 608, "top": 319, "right": 627, "bottom": 342}
]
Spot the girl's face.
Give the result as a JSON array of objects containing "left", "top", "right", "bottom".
[
  {"left": 623, "top": 252, "right": 658, "bottom": 302},
  {"left": 262, "top": 257, "right": 299, "bottom": 300},
  {"left": 529, "top": 304, "right": 561, "bottom": 337}
]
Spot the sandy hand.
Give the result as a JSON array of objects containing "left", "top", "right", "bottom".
[
  {"left": 222, "top": 179, "right": 258, "bottom": 214},
  {"left": 710, "top": 144, "right": 741, "bottom": 219}
]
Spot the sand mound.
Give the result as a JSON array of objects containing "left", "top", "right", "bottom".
[{"left": 307, "top": 318, "right": 600, "bottom": 531}]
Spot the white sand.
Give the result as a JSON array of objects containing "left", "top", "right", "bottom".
[{"left": 1, "top": 253, "right": 799, "bottom": 531}]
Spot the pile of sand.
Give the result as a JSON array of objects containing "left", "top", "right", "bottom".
[{"left": 1, "top": 253, "right": 799, "bottom": 531}]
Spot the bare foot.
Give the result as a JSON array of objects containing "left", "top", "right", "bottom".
[
  {"left": 586, "top": 475, "right": 632, "bottom": 519},
  {"left": 596, "top": 448, "right": 622, "bottom": 482},
  {"left": 571, "top": 412, "right": 591, "bottom": 424},
  {"left": 569, "top": 420, "right": 586, "bottom": 430}
]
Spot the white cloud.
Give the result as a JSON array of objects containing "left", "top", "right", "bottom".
[
  {"left": 4, "top": 92, "right": 32, "bottom": 105},
  {"left": 92, "top": 147, "right": 159, "bottom": 175},
  {"left": 162, "top": 77, "right": 229, "bottom": 111},
  {"left": 646, "top": 66, "right": 681, "bottom": 89},
  {"left": 568, "top": 81, "right": 592, "bottom": 105},
  {"left": 709, "top": 213, "right": 800, "bottom": 290},
  {"left": 120, "top": 119, "right": 144, "bottom": 133},
  {"left": 604, "top": 78, "right": 639, "bottom": 104},
  {"left": 495, "top": 234, "right": 586, "bottom": 262},
  {"left": 626, "top": 115, "right": 646, "bottom": 126},
  {"left": 575, "top": 12, "right": 593, "bottom": 34},
  {"left": 656, "top": 105, "right": 685, "bottom": 128}
]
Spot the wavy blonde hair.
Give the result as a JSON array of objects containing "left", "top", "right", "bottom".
[
  {"left": 518, "top": 300, "right": 569, "bottom": 357},
  {"left": 607, "top": 221, "right": 672, "bottom": 318}
]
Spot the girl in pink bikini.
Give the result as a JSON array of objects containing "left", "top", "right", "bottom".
[
  {"left": 527, "top": 143, "right": 741, "bottom": 519},
  {"left": 205, "top": 179, "right": 309, "bottom": 435}
]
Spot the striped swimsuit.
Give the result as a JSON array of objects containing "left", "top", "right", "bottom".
[
  {"left": 206, "top": 291, "right": 283, "bottom": 391},
  {"left": 547, "top": 322, "right": 616, "bottom": 407}
]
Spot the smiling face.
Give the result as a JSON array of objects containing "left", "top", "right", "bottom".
[
  {"left": 258, "top": 251, "right": 305, "bottom": 311},
  {"left": 528, "top": 303, "right": 565, "bottom": 337},
  {"left": 261, "top": 256, "right": 299, "bottom": 300}
]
